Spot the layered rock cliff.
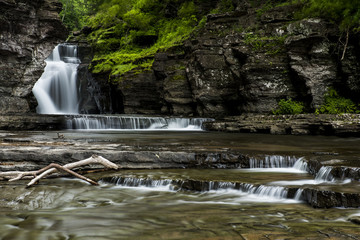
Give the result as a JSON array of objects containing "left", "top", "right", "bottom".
[
  {"left": 79, "top": 1, "right": 360, "bottom": 118},
  {"left": 0, "top": 0, "right": 67, "bottom": 114}
]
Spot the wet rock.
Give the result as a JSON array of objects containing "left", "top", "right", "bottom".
[
  {"left": 303, "top": 188, "right": 360, "bottom": 208},
  {"left": 0, "top": 139, "right": 250, "bottom": 171},
  {"left": 74, "top": 3, "right": 360, "bottom": 119},
  {"left": 203, "top": 114, "right": 360, "bottom": 137},
  {"left": 348, "top": 216, "right": 360, "bottom": 225},
  {"left": 153, "top": 48, "right": 195, "bottom": 116},
  {"left": 286, "top": 19, "right": 339, "bottom": 109},
  {"left": 117, "top": 69, "right": 163, "bottom": 115},
  {"left": 0, "top": 114, "right": 64, "bottom": 130}
]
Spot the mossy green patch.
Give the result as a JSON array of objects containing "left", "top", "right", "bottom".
[
  {"left": 83, "top": 0, "right": 210, "bottom": 82},
  {"left": 244, "top": 32, "right": 287, "bottom": 55}
]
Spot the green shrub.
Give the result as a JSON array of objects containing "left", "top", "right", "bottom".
[
  {"left": 316, "top": 88, "right": 359, "bottom": 114},
  {"left": 272, "top": 98, "right": 305, "bottom": 115}
]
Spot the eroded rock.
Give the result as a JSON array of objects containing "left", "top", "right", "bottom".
[{"left": 0, "top": 0, "right": 67, "bottom": 114}]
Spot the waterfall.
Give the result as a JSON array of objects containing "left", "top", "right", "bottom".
[
  {"left": 32, "top": 44, "right": 80, "bottom": 114},
  {"left": 101, "top": 177, "right": 294, "bottom": 201},
  {"left": 65, "top": 115, "right": 214, "bottom": 130},
  {"left": 249, "top": 155, "right": 299, "bottom": 168},
  {"left": 315, "top": 166, "right": 335, "bottom": 182},
  {"left": 249, "top": 156, "right": 308, "bottom": 172}
]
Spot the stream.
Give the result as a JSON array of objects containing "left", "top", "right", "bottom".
[
  {"left": 2, "top": 44, "right": 359, "bottom": 239},
  {"left": 1, "top": 130, "right": 360, "bottom": 240}
]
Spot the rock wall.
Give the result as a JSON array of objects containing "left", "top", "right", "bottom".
[
  {"left": 0, "top": 0, "right": 67, "bottom": 114},
  {"left": 79, "top": 1, "right": 360, "bottom": 118}
]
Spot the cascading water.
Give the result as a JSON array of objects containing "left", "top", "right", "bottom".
[
  {"left": 32, "top": 43, "right": 80, "bottom": 114},
  {"left": 65, "top": 115, "right": 214, "bottom": 130},
  {"left": 32, "top": 44, "right": 212, "bottom": 130},
  {"left": 101, "top": 176, "right": 297, "bottom": 202},
  {"left": 314, "top": 166, "right": 335, "bottom": 183},
  {"left": 248, "top": 155, "right": 308, "bottom": 173}
]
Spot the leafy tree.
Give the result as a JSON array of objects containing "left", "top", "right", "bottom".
[{"left": 60, "top": 0, "right": 104, "bottom": 30}]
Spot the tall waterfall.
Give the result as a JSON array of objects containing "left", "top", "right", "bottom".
[
  {"left": 32, "top": 44, "right": 80, "bottom": 114},
  {"left": 32, "top": 44, "right": 213, "bottom": 130}
]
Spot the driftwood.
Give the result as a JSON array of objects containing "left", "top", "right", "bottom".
[{"left": 0, "top": 155, "right": 119, "bottom": 187}]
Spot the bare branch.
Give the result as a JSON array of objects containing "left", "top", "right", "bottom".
[
  {"left": 341, "top": 29, "right": 349, "bottom": 61},
  {"left": 0, "top": 155, "right": 119, "bottom": 187},
  {"left": 27, "top": 163, "right": 99, "bottom": 187}
]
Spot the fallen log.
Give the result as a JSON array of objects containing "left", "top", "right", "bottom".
[{"left": 0, "top": 154, "right": 119, "bottom": 187}]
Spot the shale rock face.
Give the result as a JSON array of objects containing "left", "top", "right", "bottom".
[
  {"left": 79, "top": 2, "right": 360, "bottom": 119},
  {"left": 0, "top": 0, "right": 67, "bottom": 114}
]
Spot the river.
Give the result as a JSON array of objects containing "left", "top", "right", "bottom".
[{"left": 0, "top": 130, "right": 360, "bottom": 239}]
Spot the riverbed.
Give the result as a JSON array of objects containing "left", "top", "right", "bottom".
[{"left": 0, "top": 130, "right": 360, "bottom": 239}]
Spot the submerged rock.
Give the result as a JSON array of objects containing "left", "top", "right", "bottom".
[{"left": 348, "top": 216, "right": 360, "bottom": 225}]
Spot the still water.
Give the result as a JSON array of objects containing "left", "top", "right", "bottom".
[{"left": 1, "top": 131, "right": 360, "bottom": 239}]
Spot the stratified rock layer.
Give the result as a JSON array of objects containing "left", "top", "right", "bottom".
[
  {"left": 0, "top": 0, "right": 67, "bottom": 114},
  {"left": 202, "top": 114, "right": 360, "bottom": 136},
  {"left": 80, "top": 2, "right": 360, "bottom": 119}
]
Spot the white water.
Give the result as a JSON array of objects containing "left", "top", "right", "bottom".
[
  {"left": 32, "top": 44, "right": 80, "bottom": 114},
  {"left": 270, "top": 165, "right": 351, "bottom": 186},
  {"left": 247, "top": 156, "right": 308, "bottom": 173},
  {"left": 66, "top": 115, "right": 213, "bottom": 130},
  {"left": 32, "top": 44, "right": 213, "bottom": 131},
  {"left": 101, "top": 177, "right": 300, "bottom": 203}
]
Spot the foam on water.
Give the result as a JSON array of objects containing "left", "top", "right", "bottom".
[
  {"left": 66, "top": 115, "right": 214, "bottom": 131},
  {"left": 247, "top": 156, "right": 308, "bottom": 173},
  {"left": 100, "top": 177, "right": 302, "bottom": 204}
]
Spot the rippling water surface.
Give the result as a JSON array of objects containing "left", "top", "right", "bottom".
[{"left": 1, "top": 131, "right": 360, "bottom": 239}]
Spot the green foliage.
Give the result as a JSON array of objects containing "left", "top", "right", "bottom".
[
  {"left": 83, "top": 0, "right": 209, "bottom": 80},
  {"left": 298, "top": 0, "right": 360, "bottom": 32},
  {"left": 255, "top": 0, "right": 275, "bottom": 18},
  {"left": 178, "top": 1, "right": 197, "bottom": 18},
  {"left": 315, "top": 88, "right": 359, "bottom": 114},
  {"left": 60, "top": 0, "right": 103, "bottom": 30},
  {"left": 272, "top": 98, "right": 305, "bottom": 115},
  {"left": 244, "top": 32, "right": 287, "bottom": 55}
]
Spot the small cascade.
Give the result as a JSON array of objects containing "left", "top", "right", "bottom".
[
  {"left": 250, "top": 155, "right": 298, "bottom": 168},
  {"left": 101, "top": 176, "right": 295, "bottom": 201},
  {"left": 315, "top": 166, "right": 335, "bottom": 183},
  {"left": 103, "top": 176, "right": 174, "bottom": 190},
  {"left": 249, "top": 155, "right": 308, "bottom": 172},
  {"left": 240, "top": 183, "right": 288, "bottom": 199},
  {"left": 65, "top": 115, "right": 214, "bottom": 130},
  {"left": 32, "top": 43, "right": 80, "bottom": 114},
  {"left": 293, "top": 158, "right": 308, "bottom": 172},
  {"left": 294, "top": 188, "right": 304, "bottom": 201}
]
